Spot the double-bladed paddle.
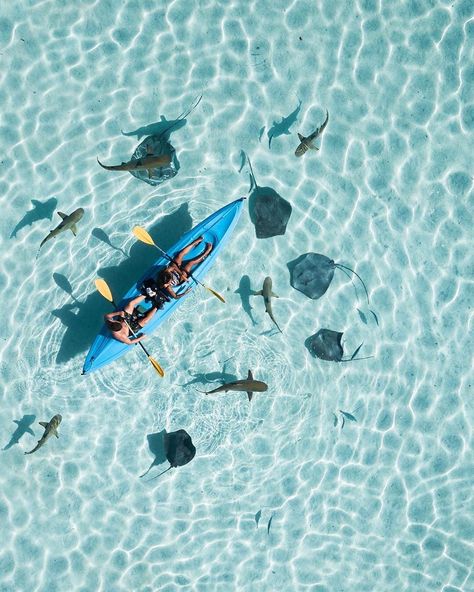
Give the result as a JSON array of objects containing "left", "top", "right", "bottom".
[
  {"left": 132, "top": 226, "right": 225, "bottom": 303},
  {"left": 94, "top": 278, "right": 164, "bottom": 377}
]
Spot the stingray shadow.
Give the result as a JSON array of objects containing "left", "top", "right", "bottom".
[
  {"left": 92, "top": 228, "right": 128, "bottom": 258},
  {"left": 267, "top": 100, "right": 302, "bottom": 148},
  {"left": 51, "top": 203, "right": 193, "bottom": 364},
  {"left": 10, "top": 198, "right": 57, "bottom": 238},
  {"left": 235, "top": 275, "right": 257, "bottom": 325},
  {"left": 122, "top": 117, "right": 187, "bottom": 141},
  {"left": 3, "top": 415, "right": 36, "bottom": 450},
  {"left": 139, "top": 429, "right": 168, "bottom": 477}
]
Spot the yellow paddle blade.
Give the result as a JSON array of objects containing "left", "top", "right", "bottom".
[
  {"left": 95, "top": 278, "right": 113, "bottom": 302},
  {"left": 133, "top": 226, "right": 155, "bottom": 246},
  {"left": 148, "top": 356, "right": 165, "bottom": 377},
  {"left": 204, "top": 284, "right": 226, "bottom": 303}
]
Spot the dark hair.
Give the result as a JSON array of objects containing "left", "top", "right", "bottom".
[
  {"left": 157, "top": 269, "right": 173, "bottom": 286},
  {"left": 105, "top": 319, "right": 122, "bottom": 332}
]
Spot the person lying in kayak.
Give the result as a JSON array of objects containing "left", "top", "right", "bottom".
[
  {"left": 156, "top": 236, "right": 213, "bottom": 299},
  {"left": 104, "top": 294, "right": 157, "bottom": 344}
]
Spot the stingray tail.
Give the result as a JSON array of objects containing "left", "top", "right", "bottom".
[
  {"left": 157, "top": 94, "right": 203, "bottom": 140},
  {"left": 145, "top": 465, "right": 173, "bottom": 482},
  {"left": 139, "top": 462, "right": 155, "bottom": 478},
  {"left": 246, "top": 156, "right": 258, "bottom": 191},
  {"left": 335, "top": 264, "right": 370, "bottom": 304}
]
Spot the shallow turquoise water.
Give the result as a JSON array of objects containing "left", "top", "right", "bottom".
[{"left": 1, "top": 1, "right": 473, "bottom": 591}]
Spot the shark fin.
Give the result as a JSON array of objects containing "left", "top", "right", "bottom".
[
  {"left": 26, "top": 427, "right": 35, "bottom": 436},
  {"left": 247, "top": 369, "right": 253, "bottom": 380},
  {"left": 271, "top": 292, "right": 279, "bottom": 298},
  {"left": 39, "top": 422, "right": 48, "bottom": 428},
  {"left": 309, "top": 144, "right": 319, "bottom": 150},
  {"left": 254, "top": 290, "right": 263, "bottom": 296},
  {"left": 147, "top": 169, "right": 153, "bottom": 178},
  {"left": 54, "top": 430, "right": 59, "bottom": 438},
  {"left": 247, "top": 391, "right": 253, "bottom": 402},
  {"left": 57, "top": 212, "right": 67, "bottom": 219},
  {"left": 70, "top": 224, "right": 78, "bottom": 236},
  {"left": 298, "top": 133, "right": 304, "bottom": 141}
]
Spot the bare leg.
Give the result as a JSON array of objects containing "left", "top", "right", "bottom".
[
  {"left": 182, "top": 242, "right": 213, "bottom": 275},
  {"left": 174, "top": 236, "right": 204, "bottom": 266},
  {"left": 138, "top": 307, "right": 157, "bottom": 327}
]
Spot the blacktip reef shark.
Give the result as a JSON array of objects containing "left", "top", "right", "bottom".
[
  {"left": 24, "top": 414, "right": 62, "bottom": 455},
  {"left": 97, "top": 149, "right": 172, "bottom": 178},
  {"left": 39, "top": 208, "right": 84, "bottom": 250},
  {"left": 197, "top": 370, "right": 268, "bottom": 402},
  {"left": 295, "top": 110, "right": 329, "bottom": 157},
  {"left": 99, "top": 94, "right": 203, "bottom": 177},
  {"left": 253, "top": 276, "right": 283, "bottom": 333}
]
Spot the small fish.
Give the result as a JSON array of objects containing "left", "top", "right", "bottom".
[
  {"left": 350, "top": 342, "right": 364, "bottom": 360},
  {"left": 258, "top": 126, "right": 265, "bottom": 142},
  {"left": 39, "top": 208, "right": 84, "bottom": 250},
  {"left": 357, "top": 309, "right": 367, "bottom": 325},
  {"left": 295, "top": 110, "right": 329, "bottom": 157},
  {"left": 333, "top": 413, "right": 338, "bottom": 427},
  {"left": 197, "top": 370, "right": 268, "bottom": 402},
  {"left": 255, "top": 509, "right": 262, "bottom": 528},
  {"left": 267, "top": 514, "right": 274, "bottom": 534},
  {"left": 238, "top": 149, "right": 246, "bottom": 173},
  {"left": 24, "top": 414, "right": 62, "bottom": 455},
  {"left": 253, "top": 277, "right": 282, "bottom": 333},
  {"left": 339, "top": 410, "right": 357, "bottom": 422},
  {"left": 370, "top": 309, "right": 379, "bottom": 326}
]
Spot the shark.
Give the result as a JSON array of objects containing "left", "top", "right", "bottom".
[
  {"left": 39, "top": 208, "right": 84, "bottom": 249},
  {"left": 198, "top": 370, "right": 268, "bottom": 402},
  {"left": 295, "top": 110, "right": 329, "bottom": 157},
  {"left": 24, "top": 414, "right": 62, "bottom": 455},
  {"left": 97, "top": 147, "right": 172, "bottom": 178},
  {"left": 253, "top": 276, "right": 283, "bottom": 333}
]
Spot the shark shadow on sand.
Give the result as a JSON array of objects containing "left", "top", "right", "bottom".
[
  {"left": 235, "top": 275, "right": 257, "bottom": 326},
  {"left": 267, "top": 100, "right": 302, "bottom": 148},
  {"left": 92, "top": 228, "right": 129, "bottom": 258},
  {"left": 51, "top": 203, "right": 193, "bottom": 364},
  {"left": 10, "top": 197, "right": 57, "bottom": 239},
  {"left": 3, "top": 415, "right": 36, "bottom": 450},
  {"left": 246, "top": 157, "right": 292, "bottom": 239}
]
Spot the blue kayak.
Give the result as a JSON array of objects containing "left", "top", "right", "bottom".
[{"left": 82, "top": 198, "right": 244, "bottom": 374}]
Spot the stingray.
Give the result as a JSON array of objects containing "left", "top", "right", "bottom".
[
  {"left": 145, "top": 429, "right": 196, "bottom": 480},
  {"left": 129, "top": 135, "right": 179, "bottom": 186},
  {"left": 288, "top": 252, "right": 372, "bottom": 305},
  {"left": 305, "top": 329, "right": 372, "bottom": 362},
  {"left": 247, "top": 157, "right": 292, "bottom": 239},
  {"left": 10, "top": 197, "right": 57, "bottom": 238}
]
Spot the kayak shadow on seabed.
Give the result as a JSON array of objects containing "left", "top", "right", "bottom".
[{"left": 50, "top": 203, "right": 193, "bottom": 364}]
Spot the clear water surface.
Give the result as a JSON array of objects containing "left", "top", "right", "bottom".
[{"left": 0, "top": 1, "right": 473, "bottom": 591}]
